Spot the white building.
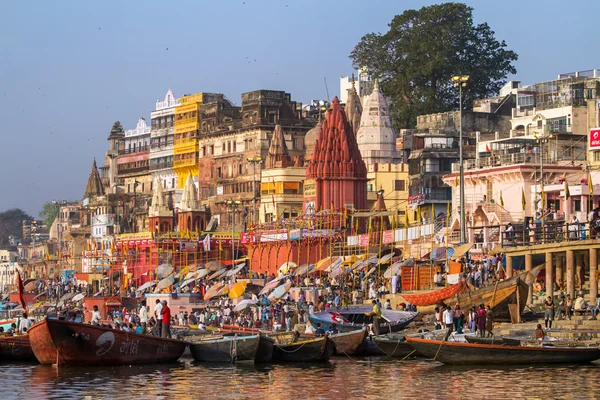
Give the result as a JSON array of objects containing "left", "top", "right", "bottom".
[
  {"left": 150, "top": 89, "right": 180, "bottom": 195},
  {"left": 0, "top": 250, "right": 18, "bottom": 294},
  {"left": 339, "top": 68, "right": 374, "bottom": 104},
  {"left": 356, "top": 81, "right": 401, "bottom": 165}
]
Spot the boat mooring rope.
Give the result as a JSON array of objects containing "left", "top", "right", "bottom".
[{"left": 276, "top": 342, "right": 307, "bottom": 353}]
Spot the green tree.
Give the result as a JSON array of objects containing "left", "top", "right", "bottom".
[
  {"left": 0, "top": 208, "right": 32, "bottom": 247},
  {"left": 350, "top": 2, "right": 518, "bottom": 129},
  {"left": 39, "top": 202, "right": 60, "bottom": 230}
]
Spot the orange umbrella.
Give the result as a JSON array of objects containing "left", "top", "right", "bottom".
[{"left": 229, "top": 281, "right": 247, "bottom": 299}]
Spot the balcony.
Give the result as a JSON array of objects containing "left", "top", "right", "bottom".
[
  {"left": 118, "top": 146, "right": 150, "bottom": 155},
  {"left": 452, "top": 151, "right": 586, "bottom": 173},
  {"left": 150, "top": 140, "right": 174, "bottom": 150},
  {"left": 173, "top": 158, "right": 198, "bottom": 169},
  {"left": 117, "top": 165, "right": 149, "bottom": 175},
  {"left": 149, "top": 161, "right": 173, "bottom": 171}
]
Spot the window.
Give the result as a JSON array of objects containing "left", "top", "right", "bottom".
[
  {"left": 594, "top": 152, "right": 600, "bottom": 162},
  {"left": 394, "top": 180, "right": 405, "bottom": 191},
  {"left": 238, "top": 164, "right": 242, "bottom": 175},
  {"left": 216, "top": 167, "right": 221, "bottom": 178},
  {"left": 574, "top": 200, "right": 581, "bottom": 212}
]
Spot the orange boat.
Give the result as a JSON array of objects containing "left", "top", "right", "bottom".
[{"left": 0, "top": 334, "right": 37, "bottom": 362}]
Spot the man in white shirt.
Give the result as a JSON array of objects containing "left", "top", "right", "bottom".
[
  {"left": 18, "top": 313, "right": 32, "bottom": 333},
  {"left": 139, "top": 301, "right": 149, "bottom": 334},
  {"left": 91, "top": 305, "right": 102, "bottom": 326},
  {"left": 443, "top": 305, "right": 454, "bottom": 333},
  {"left": 154, "top": 299, "right": 163, "bottom": 335}
]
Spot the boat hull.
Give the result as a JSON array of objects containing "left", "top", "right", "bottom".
[
  {"left": 372, "top": 334, "right": 415, "bottom": 357},
  {"left": 456, "top": 277, "right": 529, "bottom": 321},
  {"left": 0, "top": 335, "right": 37, "bottom": 362},
  {"left": 329, "top": 329, "right": 368, "bottom": 356},
  {"left": 273, "top": 337, "right": 334, "bottom": 362},
  {"left": 309, "top": 309, "right": 418, "bottom": 333},
  {"left": 190, "top": 335, "right": 259, "bottom": 363},
  {"left": 405, "top": 337, "right": 600, "bottom": 365},
  {"left": 255, "top": 335, "right": 274, "bottom": 363},
  {"left": 28, "top": 318, "right": 188, "bottom": 366}
]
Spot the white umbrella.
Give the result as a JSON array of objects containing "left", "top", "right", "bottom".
[
  {"left": 325, "top": 257, "right": 343, "bottom": 273},
  {"left": 185, "top": 272, "right": 197, "bottom": 280},
  {"left": 234, "top": 299, "right": 258, "bottom": 312},
  {"left": 378, "top": 253, "right": 393, "bottom": 264},
  {"left": 352, "top": 260, "right": 367, "bottom": 271},
  {"left": 279, "top": 262, "right": 298, "bottom": 275},
  {"left": 72, "top": 293, "right": 85, "bottom": 302},
  {"left": 136, "top": 281, "right": 157, "bottom": 292},
  {"left": 364, "top": 266, "right": 377, "bottom": 279},
  {"left": 196, "top": 269, "right": 209, "bottom": 279},
  {"left": 384, "top": 262, "right": 404, "bottom": 279},
  {"left": 155, "top": 276, "right": 175, "bottom": 292},
  {"left": 226, "top": 263, "right": 246, "bottom": 277},
  {"left": 258, "top": 275, "right": 287, "bottom": 296},
  {"left": 156, "top": 264, "right": 174, "bottom": 280},
  {"left": 207, "top": 268, "right": 227, "bottom": 281},
  {"left": 268, "top": 282, "right": 292, "bottom": 301},
  {"left": 179, "top": 278, "right": 196, "bottom": 288}
]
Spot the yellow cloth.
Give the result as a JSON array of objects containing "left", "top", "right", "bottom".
[{"left": 372, "top": 304, "right": 382, "bottom": 319}]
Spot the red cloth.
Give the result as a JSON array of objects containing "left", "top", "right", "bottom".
[{"left": 162, "top": 305, "right": 171, "bottom": 324}]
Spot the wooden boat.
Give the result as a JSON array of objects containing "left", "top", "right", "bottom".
[
  {"left": 0, "top": 334, "right": 37, "bottom": 362},
  {"left": 189, "top": 334, "right": 259, "bottom": 363},
  {"left": 329, "top": 328, "right": 368, "bottom": 356},
  {"left": 371, "top": 333, "right": 415, "bottom": 357},
  {"left": 28, "top": 318, "right": 188, "bottom": 366},
  {"left": 255, "top": 334, "right": 275, "bottom": 363},
  {"left": 361, "top": 337, "right": 387, "bottom": 356},
  {"left": 308, "top": 308, "right": 418, "bottom": 333},
  {"left": 455, "top": 276, "right": 529, "bottom": 321},
  {"left": 399, "top": 282, "right": 467, "bottom": 306},
  {"left": 273, "top": 336, "right": 334, "bottom": 362},
  {"left": 405, "top": 336, "right": 600, "bottom": 365}
]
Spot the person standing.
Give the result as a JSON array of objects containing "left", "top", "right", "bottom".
[
  {"left": 485, "top": 305, "right": 494, "bottom": 337},
  {"left": 160, "top": 300, "right": 171, "bottom": 338},
  {"left": 467, "top": 307, "right": 477, "bottom": 333},
  {"left": 371, "top": 300, "right": 382, "bottom": 336},
  {"left": 544, "top": 296, "right": 555, "bottom": 329},
  {"left": 91, "top": 305, "right": 102, "bottom": 326},
  {"left": 443, "top": 305, "right": 454, "bottom": 332},
  {"left": 154, "top": 299, "right": 163, "bottom": 336},
  {"left": 18, "top": 313, "right": 32, "bottom": 334},
  {"left": 139, "top": 301, "right": 148, "bottom": 334},
  {"left": 476, "top": 304, "right": 487, "bottom": 338}
]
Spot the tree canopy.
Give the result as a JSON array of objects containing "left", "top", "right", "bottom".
[
  {"left": 350, "top": 2, "right": 518, "bottom": 129},
  {"left": 39, "top": 201, "right": 60, "bottom": 230},
  {"left": 0, "top": 208, "right": 32, "bottom": 247}
]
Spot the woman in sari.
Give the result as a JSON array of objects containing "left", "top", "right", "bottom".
[{"left": 476, "top": 304, "right": 487, "bottom": 338}]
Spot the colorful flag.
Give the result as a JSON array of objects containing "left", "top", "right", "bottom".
[
  {"left": 16, "top": 270, "right": 27, "bottom": 313},
  {"left": 499, "top": 192, "right": 504, "bottom": 208},
  {"left": 455, "top": 175, "right": 459, "bottom": 187},
  {"left": 590, "top": 174, "right": 594, "bottom": 196},
  {"left": 521, "top": 188, "right": 526, "bottom": 211},
  {"left": 203, "top": 234, "right": 211, "bottom": 251},
  {"left": 565, "top": 181, "right": 570, "bottom": 200},
  {"left": 485, "top": 144, "right": 491, "bottom": 152}
]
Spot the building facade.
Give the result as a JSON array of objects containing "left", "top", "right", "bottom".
[{"left": 150, "top": 89, "right": 180, "bottom": 196}]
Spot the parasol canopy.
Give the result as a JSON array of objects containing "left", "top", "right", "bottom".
[
  {"left": 314, "top": 257, "right": 341, "bottom": 273},
  {"left": 294, "top": 264, "right": 314, "bottom": 276},
  {"left": 226, "top": 263, "right": 246, "bottom": 277},
  {"left": 203, "top": 283, "right": 224, "bottom": 301},
  {"left": 234, "top": 299, "right": 257, "bottom": 312},
  {"left": 156, "top": 264, "right": 174, "bottom": 280},
  {"left": 383, "top": 261, "right": 404, "bottom": 279},
  {"left": 278, "top": 262, "right": 297, "bottom": 275},
  {"left": 268, "top": 282, "right": 292, "bottom": 301},
  {"left": 364, "top": 266, "right": 377, "bottom": 279},
  {"left": 450, "top": 243, "right": 474, "bottom": 261},
  {"left": 489, "top": 244, "right": 504, "bottom": 256},
  {"left": 207, "top": 268, "right": 227, "bottom": 281},
  {"left": 24, "top": 279, "right": 42, "bottom": 292},
  {"left": 378, "top": 253, "right": 393, "bottom": 264},
  {"left": 196, "top": 269, "right": 209, "bottom": 279},
  {"left": 258, "top": 276, "right": 287, "bottom": 296},
  {"left": 228, "top": 281, "right": 247, "bottom": 299},
  {"left": 206, "top": 260, "right": 226, "bottom": 272},
  {"left": 177, "top": 266, "right": 191, "bottom": 280},
  {"left": 136, "top": 281, "right": 157, "bottom": 292},
  {"left": 72, "top": 293, "right": 85, "bottom": 302},
  {"left": 352, "top": 260, "right": 367, "bottom": 271},
  {"left": 155, "top": 275, "right": 175, "bottom": 292},
  {"left": 179, "top": 278, "right": 196, "bottom": 288}
]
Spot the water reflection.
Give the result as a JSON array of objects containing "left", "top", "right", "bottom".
[{"left": 1, "top": 358, "right": 599, "bottom": 399}]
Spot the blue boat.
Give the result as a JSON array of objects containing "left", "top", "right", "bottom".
[{"left": 308, "top": 307, "right": 418, "bottom": 333}]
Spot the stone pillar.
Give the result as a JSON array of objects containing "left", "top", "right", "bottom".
[
  {"left": 576, "top": 253, "right": 584, "bottom": 292},
  {"left": 590, "top": 248, "right": 598, "bottom": 301},
  {"left": 545, "top": 252, "right": 553, "bottom": 299},
  {"left": 525, "top": 253, "right": 533, "bottom": 304},
  {"left": 556, "top": 255, "right": 564, "bottom": 287},
  {"left": 506, "top": 256, "right": 513, "bottom": 279},
  {"left": 566, "top": 250, "right": 575, "bottom": 298}
]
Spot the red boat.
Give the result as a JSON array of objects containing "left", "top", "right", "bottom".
[
  {"left": 0, "top": 335, "right": 37, "bottom": 362},
  {"left": 28, "top": 318, "right": 188, "bottom": 366}
]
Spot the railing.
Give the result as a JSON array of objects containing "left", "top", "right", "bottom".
[
  {"left": 149, "top": 161, "right": 173, "bottom": 171},
  {"left": 117, "top": 165, "right": 149, "bottom": 175},
  {"left": 150, "top": 140, "right": 174, "bottom": 150},
  {"left": 499, "top": 219, "right": 597, "bottom": 247},
  {"left": 118, "top": 146, "right": 150, "bottom": 155},
  {"left": 173, "top": 158, "right": 197, "bottom": 169},
  {"left": 453, "top": 152, "right": 585, "bottom": 173}
]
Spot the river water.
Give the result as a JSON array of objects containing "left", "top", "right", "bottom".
[{"left": 2, "top": 357, "right": 599, "bottom": 399}]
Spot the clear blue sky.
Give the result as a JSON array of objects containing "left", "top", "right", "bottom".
[{"left": 1, "top": 0, "right": 599, "bottom": 217}]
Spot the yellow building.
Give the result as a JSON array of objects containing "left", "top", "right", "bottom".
[
  {"left": 366, "top": 163, "right": 410, "bottom": 223},
  {"left": 173, "top": 94, "right": 204, "bottom": 188},
  {"left": 260, "top": 167, "right": 305, "bottom": 222}
]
